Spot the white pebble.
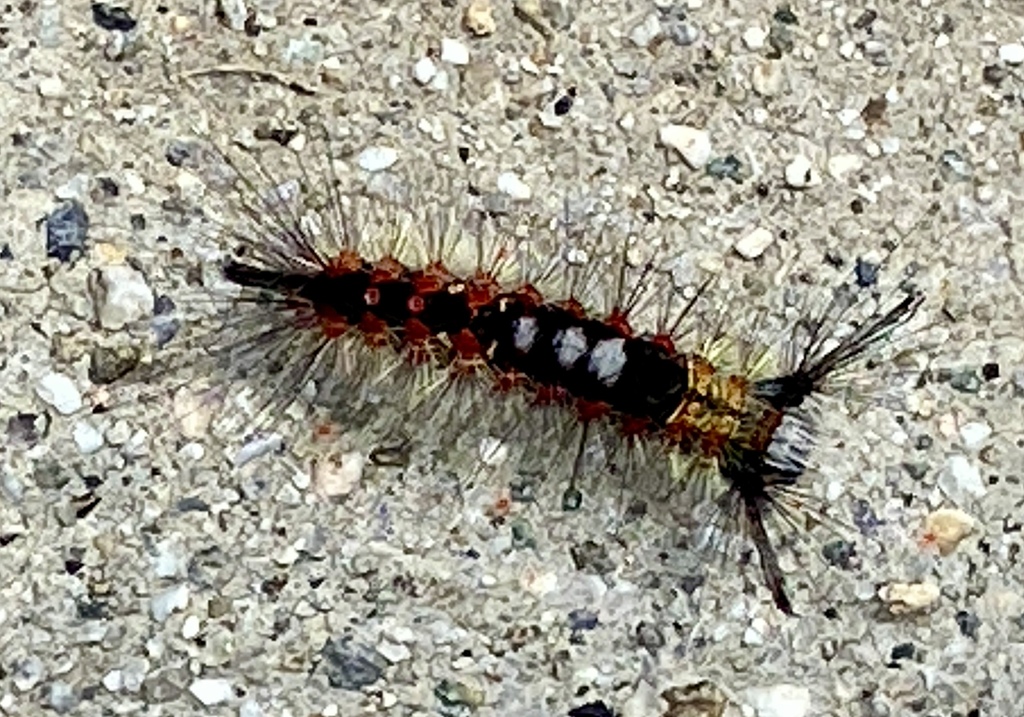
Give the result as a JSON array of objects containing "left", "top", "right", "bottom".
[
  {"left": 959, "top": 421, "right": 992, "bottom": 449},
  {"left": 746, "top": 684, "right": 811, "bottom": 717},
  {"left": 150, "top": 583, "right": 189, "bottom": 622},
  {"left": 878, "top": 581, "right": 940, "bottom": 613},
  {"left": 478, "top": 436, "right": 509, "bottom": 466},
  {"left": 36, "top": 372, "right": 83, "bottom": 415},
  {"left": 742, "top": 26, "right": 767, "bottom": 50},
  {"left": 923, "top": 508, "right": 975, "bottom": 556},
  {"left": 72, "top": 421, "right": 104, "bottom": 454},
  {"left": 377, "top": 640, "right": 412, "bottom": 663},
  {"left": 838, "top": 40, "right": 856, "bottom": 59},
  {"left": 939, "top": 454, "right": 985, "bottom": 498},
  {"left": 233, "top": 432, "right": 283, "bottom": 467},
  {"left": 38, "top": 75, "right": 64, "bottom": 97},
  {"left": 357, "top": 146, "right": 399, "bottom": 172},
  {"left": 12, "top": 656, "right": 44, "bottom": 691},
  {"left": 734, "top": 226, "right": 774, "bottom": 259},
  {"left": 836, "top": 107, "right": 861, "bottom": 127},
  {"left": 999, "top": 42, "right": 1024, "bottom": 65},
  {"left": 188, "top": 678, "right": 233, "bottom": 706},
  {"left": 659, "top": 124, "right": 712, "bottom": 170},
  {"left": 496, "top": 171, "right": 532, "bottom": 201},
  {"left": 90, "top": 264, "right": 155, "bottom": 330},
  {"left": 430, "top": 70, "right": 450, "bottom": 92},
  {"left": 102, "top": 669, "right": 123, "bottom": 692},
  {"left": 440, "top": 37, "right": 470, "bottom": 65},
  {"left": 784, "top": 155, "right": 821, "bottom": 188},
  {"left": 827, "top": 153, "right": 863, "bottom": 180},
  {"left": 751, "top": 59, "right": 784, "bottom": 96},
  {"left": 182, "top": 615, "right": 201, "bottom": 639},
  {"left": 239, "top": 699, "right": 265, "bottom": 717},
  {"left": 412, "top": 56, "right": 437, "bottom": 84},
  {"left": 385, "top": 625, "right": 418, "bottom": 644},
  {"left": 521, "top": 569, "right": 558, "bottom": 596},
  {"left": 630, "top": 14, "right": 662, "bottom": 48},
  {"left": 463, "top": 0, "right": 496, "bottom": 36},
  {"left": 313, "top": 451, "right": 365, "bottom": 499},
  {"left": 742, "top": 616, "right": 769, "bottom": 646},
  {"left": 879, "top": 136, "right": 900, "bottom": 154}
]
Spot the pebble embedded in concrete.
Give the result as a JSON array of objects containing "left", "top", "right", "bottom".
[{"left": 659, "top": 124, "right": 712, "bottom": 169}]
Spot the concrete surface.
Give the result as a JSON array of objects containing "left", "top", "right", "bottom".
[{"left": 1, "top": 1, "right": 1023, "bottom": 715}]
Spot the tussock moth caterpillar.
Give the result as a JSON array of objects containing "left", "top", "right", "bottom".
[{"left": 82, "top": 125, "right": 928, "bottom": 614}]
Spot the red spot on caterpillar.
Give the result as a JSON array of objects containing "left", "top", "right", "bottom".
[
  {"left": 358, "top": 313, "right": 390, "bottom": 348},
  {"left": 604, "top": 307, "right": 634, "bottom": 338},
  {"left": 651, "top": 333, "right": 676, "bottom": 354},
  {"left": 411, "top": 261, "right": 456, "bottom": 294},
  {"left": 371, "top": 255, "right": 406, "bottom": 283},
  {"left": 576, "top": 398, "right": 611, "bottom": 423},
  {"left": 403, "top": 318, "right": 433, "bottom": 365}
]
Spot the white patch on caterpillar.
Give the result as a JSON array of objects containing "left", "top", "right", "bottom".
[
  {"left": 589, "top": 337, "right": 627, "bottom": 386},
  {"left": 513, "top": 316, "right": 538, "bottom": 353},
  {"left": 553, "top": 326, "right": 588, "bottom": 369}
]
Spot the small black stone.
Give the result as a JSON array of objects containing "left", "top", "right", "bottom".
[
  {"left": 950, "top": 370, "right": 982, "bottom": 394},
  {"left": 88, "top": 344, "right": 141, "bottom": 385},
  {"left": 554, "top": 88, "right": 576, "bottom": 116},
  {"left": 175, "top": 496, "right": 210, "bottom": 512},
  {"left": 568, "top": 701, "right": 618, "bottom": 717},
  {"left": 92, "top": 3, "right": 137, "bottom": 32},
  {"left": 852, "top": 9, "right": 878, "bottom": 31},
  {"left": 851, "top": 498, "right": 881, "bottom": 536},
  {"left": 7, "top": 412, "right": 49, "bottom": 445},
  {"left": 983, "top": 63, "right": 1008, "bottom": 85},
  {"left": 982, "top": 362, "right": 1000, "bottom": 381},
  {"left": 901, "top": 462, "right": 929, "bottom": 481},
  {"left": 97, "top": 177, "right": 120, "bottom": 197},
  {"left": 821, "top": 539, "right": 857, "bottom": 569},
  {"left": 706, "top": 154, "right": 743, "bottom": 181},
  {"left": 164, "top": 140, "right": 193, "bottom": 167},
  {"left": 824, "top": 250, "right": 844, "bottom": 269},
  {"left": 570, "top": 540, "right": 615, "bottom": 574},
  {"left": 254, "top": 125, "right": 298, "bottom": 147},
  {"left": 890, "top": 642, "right": 915, "bottom": 661},
  {"left": 0, "top": 243, "right": 12, "bottom": 260},
  {"left": 955, "top": 610, "right": 981, "bottom": 639},
  {"left": 562, "top": 486, "right": 583, "bottom": 511},
  {"left": 153, "top": 294, "right": 176, "bottom": 315},
  {"left": 773, "top": 7, "right": 799, "bottom": 24},
  {"left": 854, "top": 257, "right": 879, "bottom": 287},
  {"left": 129, "top": 213, "right": 146, "bottom": 230},
  {"left": 45, "top": 200, "right": 90, "bottom": 262},
  {"left": 76, "top": 598, "right": 110, "bottom": 620},
  {"left": 319, "top": 636, "right": 387, "bottom": 690},
  {"left": 567, "top": 608, "right": 599, "bottom": 631}
]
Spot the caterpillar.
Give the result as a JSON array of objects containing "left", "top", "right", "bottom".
[{"left": 91, "top": 129, "right": 925, "bottom": 615}]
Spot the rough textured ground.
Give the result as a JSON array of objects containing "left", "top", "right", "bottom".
[{"left": 2, "top": 1, "right": 1023, "bottom": 716}]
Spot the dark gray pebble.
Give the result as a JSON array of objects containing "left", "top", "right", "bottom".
[
  {"left": 45, "top": 200, "right": 89, "bottom": 262},
  {"left": 319, "top": 635, "right": 387, "bottom": 690}
]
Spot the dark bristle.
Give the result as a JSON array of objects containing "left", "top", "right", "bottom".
[
  {"left": 719, "top": 445, "right": 803, "bottom": 614},
  {"left": 753, "top": 289, "right": 924, "bottom": 409}
]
